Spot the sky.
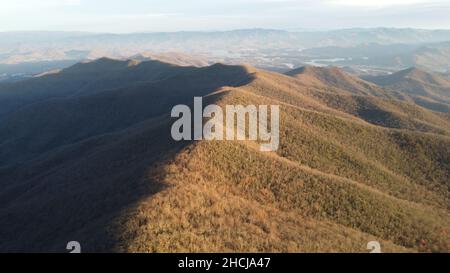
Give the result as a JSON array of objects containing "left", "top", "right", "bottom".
[{"left": 1, "top": 0, "right": 450, "bottom": 33}]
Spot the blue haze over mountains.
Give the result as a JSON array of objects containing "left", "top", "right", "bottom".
[{"left": 2, "top": 28, "right": 450, "bottom": 82}]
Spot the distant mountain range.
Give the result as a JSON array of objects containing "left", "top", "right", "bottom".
[
  {"left": 2, "top": 28, "right": 450, "bottom": 78},
  {"left": 302, "top": 41, "right": 450, "bottom": 73},
  {"left": 3, "top": 28, "right": 450, "bottom": 52},
  {"left": 0, "top": 58, "right": 448, "bottom": 252}
]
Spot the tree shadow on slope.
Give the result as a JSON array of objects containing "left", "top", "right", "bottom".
[
  {"left": 0, "top": 64, "right": 254, "bottom": 252},
  {"left": 0, "top": 118, "right": 181, "bottom": 252}
]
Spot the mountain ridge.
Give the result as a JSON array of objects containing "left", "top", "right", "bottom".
[{"left": 0, "top": 60, "right": 448, "bottom": 252}]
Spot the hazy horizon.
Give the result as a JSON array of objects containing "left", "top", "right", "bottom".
[
  {"left": 2, "top": 0, "right": 450, "bottom": 33},
  {"left": 4, "top": 26, "right": 450, "bottom": 35}
]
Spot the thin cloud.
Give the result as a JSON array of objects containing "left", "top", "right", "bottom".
[{"left": 328, "top": 0, "right": 434, "bottom": 8}]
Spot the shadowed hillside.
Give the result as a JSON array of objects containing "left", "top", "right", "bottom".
[
  {"left": 365, "top": 67, "right": 450, "bottom": 113},
  {"left": 0, "top": 60, "right": 448, "bottom": 252},
  {"left": 0, "top": 60, "right": 252, "bottom": 165},
  {"left": 0, "top": 58, "right": 199, "bottom": 117}
]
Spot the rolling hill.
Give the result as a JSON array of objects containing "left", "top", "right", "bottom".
[
  {"left": 365, "top": 67, "right": 450, "bottom": 113},
  {"left": 285, "top": 66, "right": 387, "bottom": 97},
  {"left": 0, "top": 59, "right": 448, "bottom": 252}
]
